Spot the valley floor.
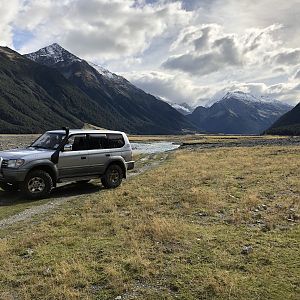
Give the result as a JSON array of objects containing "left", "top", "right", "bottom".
[{"left": 0, "top": 135, "right": 299, "bottom": 299}]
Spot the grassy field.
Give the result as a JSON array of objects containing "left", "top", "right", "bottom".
[{"left": 0, "top": 144, "right": 299, "bottom": 299}]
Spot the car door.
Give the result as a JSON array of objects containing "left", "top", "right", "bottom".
[
  {"left": 86, "top": 134, "right": 109, "bottom": 175},
  {"left": 57, "top": 134, "right": 90, "bottom": 178},
  {"left": 87, "top": 133, "right": 126, "bottom": 175}
]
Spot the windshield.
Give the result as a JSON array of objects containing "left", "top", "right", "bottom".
[{"left": 30, "top": 133, "right": 65, "bottom": 150}]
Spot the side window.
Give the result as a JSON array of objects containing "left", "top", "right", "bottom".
[
  {"left": 88, "top": 134, "right": 107, "bottom": 150},
  {"left": 67, "top": 134, "right": 88, "bottom": 151},
  {"left": 107, "top": 134, "right": 125, "bottom": 149},
  {"left": 87, "top": 134, "right": 125, "bottom": 150}
]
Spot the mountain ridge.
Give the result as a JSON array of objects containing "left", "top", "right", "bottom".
[
  {"left": 265, "top": 102, "right": 300, "bottom": 135},
  {"left": 0, "top": 46, "right": 95, "bottom": 133},
  {"left": 25, "top": 43, "right": 197, "bottom": 134},
  {"left": 188, "top": 91, "right": 292, "bottom": 134}
]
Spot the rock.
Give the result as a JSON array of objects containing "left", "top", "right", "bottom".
[
  {"left": 241, "top": 245, "right": 253, "bottom": 255},
  {"left": 197, "top": 211, "right": 208, "bottom": 217},
  {"left": 26, "top": 248, "right": 34, "bottom": 256},
  {"left": 20, "top": 248, "right": 34, "bottom": 258},
  {"left": 261, "top": 224, "right": 271, "bottom": 232},
  {"left": 115, "top": 296, "right": 122, "bottom": 300},
  {"left": 43, "top": 267, "right": 52, "bottom": 276}
]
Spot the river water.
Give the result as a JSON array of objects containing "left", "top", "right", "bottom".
[{"left": 131, "top": 142, "right": 180, "bottom": 154}]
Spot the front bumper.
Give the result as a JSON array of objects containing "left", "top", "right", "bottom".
[
  {"left": 0, "top": 168, "right": 28, "bottom": 183},
  {"left": 126, "top": 161, "right": 135, "bottom": 171}
]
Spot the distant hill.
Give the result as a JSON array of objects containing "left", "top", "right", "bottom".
[
  {"left": 188, "top": 91, "right": 292, "bottom": 134},
  {"left": 265, "top": 102, "right": 300, "bottom": 135},
  {"left": 25, "top": 43, "right": 196, "bottom": 134}
]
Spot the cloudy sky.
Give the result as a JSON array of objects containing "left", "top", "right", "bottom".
[{"left": 1, "top": 0, "right": 300, "bottom": 107}]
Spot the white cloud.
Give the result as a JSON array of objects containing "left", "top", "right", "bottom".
[
  {"left": 196, "top": 0, "right": 300, "bottom": 48},
  {"left": 123, "top": 70, "right": 212, "bottom": 106},
  {"left": 294, "top": 69, "right": 300, "bottom": 79},
  {"left": 162, "top": 23, "right": 299, "bottom": 76},
  {"left": 16, "top": 0, "right": 192, "bottom": 60},
  {"left": 2, "top": 0, "right": 299, "bottom": 107},
  {"left": 0, "top": 0, "right": 20, "bottom": 47},
  {"left": 272, "top": 49, "right": 300, "bottom": 65}
]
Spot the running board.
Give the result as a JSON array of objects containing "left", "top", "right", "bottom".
[{"left": 57, "top": 175, "right": 101, "bottom": 183}]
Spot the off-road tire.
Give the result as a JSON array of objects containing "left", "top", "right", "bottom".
[
  {"left": 21, "top": 170, "right": 53, "bottom": 199},
  {"left": 0, "top": 182, "right": 19, "bottom": 192},
  {"left": 101, "top": 164, "right": 123, "bottom": 189}
]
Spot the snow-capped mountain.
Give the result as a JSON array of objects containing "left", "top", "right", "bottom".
[
  {"left": 221, "top": 91, "right": 285, "bottom": 105},
  {"left": 161, "top": 99, "right": 194, "bottom": 115},
  {"left": 88, "top": 62, "right": 120, "bottom": 81},
  {"left": 24, "top": 43, "right": 196, "bottom": 134},
  {"left": 188, "top": 91, "right": 292, "bottom": 134},
  {"left": 25, "top": 43, "right": 82, "bottom": 65},
  {"left": 171, "top": 102, "right": 194, "bottom": 115}
]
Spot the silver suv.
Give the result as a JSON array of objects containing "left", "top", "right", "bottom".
[{"left": 0, "top": 128, "right": 134, "bottom": 199}]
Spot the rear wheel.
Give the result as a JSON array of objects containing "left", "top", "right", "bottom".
[
  {"left": 0, "top": 182, "right": 19, "bottom": 192},
  {"left": 101, "top": 165, "right": 123, "bottom": 189},
  {"left": 21, "top": 170, "right": 53, "bottom": 199}
]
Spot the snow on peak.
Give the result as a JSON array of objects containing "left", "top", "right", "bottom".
[
  {"left": 89, "top": 62, "right": 115, "bottom": 79},
  {"left": 223, "top": 91, "right": 260, "bottom": 102},
  {"left": 88, "top": 61, "right": 127, "bottom": 83},
  {"left": 26, "top": 43, "right": 81, "bottom": 64},
  {"left": 222, "top": 91, "right": 282, "bottom": 104}
]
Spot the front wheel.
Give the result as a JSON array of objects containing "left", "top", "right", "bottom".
[
  {"left": 21, "top": 170, "right": 53, "bottom": 199},
  {"left": 101, "top": 165, "right": 123, "bottom": 189}
]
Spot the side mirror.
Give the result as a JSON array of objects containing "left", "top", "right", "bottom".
[{"left": 63, "top": 144, "right": 72, "bottom": 152}]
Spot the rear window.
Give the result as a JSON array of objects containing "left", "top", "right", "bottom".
[
  {"left": 88, "top": 134, "right": 125, "bottom": 149},
  {"left": 107, "top": 133, "right": 125, "bottom": 148}
]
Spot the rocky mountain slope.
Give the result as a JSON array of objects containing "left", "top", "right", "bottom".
[
  {"left": 25, "top": 43, "right": 196, "bottom": 134},
  {"left": 188, "top": 91, "right": 292, "bottom": 134},
  {"left": 0, "top": 46, "right": 94, "bottom": 133},
  {"left": 265, "top": 102, "right": 300, "bottom": 135}
]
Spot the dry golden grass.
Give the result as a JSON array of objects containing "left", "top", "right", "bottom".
[
  {"left": 128, "top": 134, "right": 289, "bottom": 145},
  {"left": 0, "top": 145, "right": 299, "bottom": 299},
  {"left": 128, "top": 134, "right": 273, "bottom": 141}
]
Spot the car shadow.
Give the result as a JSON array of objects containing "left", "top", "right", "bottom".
[{"left": 0, "top": 181, "right": 104, "bottom": 206}]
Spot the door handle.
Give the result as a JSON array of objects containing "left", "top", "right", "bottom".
[{"left": 81, "top": 156, "right": 87, "bottom": 160}]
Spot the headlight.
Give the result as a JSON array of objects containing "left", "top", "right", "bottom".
[{"left": 7, "top": 159, "right": 25, "bottom": 168}]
